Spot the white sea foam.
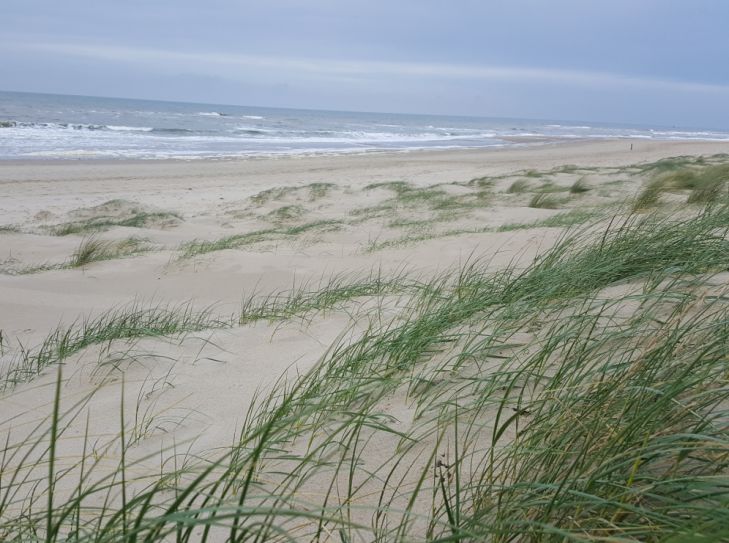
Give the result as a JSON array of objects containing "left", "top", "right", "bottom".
[
  {"left": 107, "top": 125, "right": 154, "bottom": 132},
  {"left": 650, "top": 129, "right": 729, "bottom": 138},
  {"left": 546, "top": 124, "right": 592, "bottom": 129}
]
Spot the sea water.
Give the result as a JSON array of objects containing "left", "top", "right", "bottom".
[{"left": 1, "top": 90, "right": 728, "bottom": 160}]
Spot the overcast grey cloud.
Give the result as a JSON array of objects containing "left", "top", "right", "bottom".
[{"left": 2, "top": 0, "right": 728, "bottom": 128}]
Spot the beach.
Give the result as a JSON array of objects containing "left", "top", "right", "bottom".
[
  {"left": 0, "top": 140, "right": 723, "bottom": 334},
  {"left": 2, "top": 138, "right": 729, "bottom": 539}
]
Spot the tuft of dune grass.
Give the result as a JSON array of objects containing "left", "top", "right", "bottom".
[
  {"left": 0, "top": 303, "right": 232, "bottom": 390},
  {"left": 52, "top": 209, "right": 181, "bottom": 236},
  {"left": 180, "top": 220, "right": 344, "bottom": 258},
  {"left": 498, "top": 208, "right": 600, "bottom": 231},
  {"left": 250, "top": 182, "right": 336, "bottom": 205},
  {"left": 634, "top": 162, "right": 729, "bottom": 210},
  {"left": 69, "top": 236, "right": 150, "bottom": 268},
  {"left": 632, "top": 178, "right": 665, "bottom": 211},
  {"left": 569, "top": 176, "right": 591, "bottom": 194},
  {"left": 507, "top": 179, "right": 530, "bottom": 193},
  {"left": 687, "top": 180, "right": 727, "bottom": 203},
  {"left": 1, "top": 236, "right": 152, "bottom": 275},
  {"left": 265, "top": 205, "right": 305, "bottom": 223},
  {"left": 528, "top": 193, "right": 564, "bottom": 209}
]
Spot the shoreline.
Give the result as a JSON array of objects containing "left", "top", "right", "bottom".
[
  {"left": 0, "top": 137, "right": 727, "bottom": 169},
  {"left": 2, "top": 137, "right": 728, "bottom": 176}
]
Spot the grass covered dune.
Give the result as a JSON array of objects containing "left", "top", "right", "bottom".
[{"left": 2, "top": 141, "right": 729, "bottom": 541}]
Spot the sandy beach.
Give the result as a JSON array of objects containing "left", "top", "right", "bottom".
[
  {"left": 2, "top": 138, "right": 729, "bottom": 539},
  {"left": 0, "top": 139, "right": 726, "bottom": 331}
]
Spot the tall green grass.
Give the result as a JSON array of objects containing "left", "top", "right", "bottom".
[
  {"left": 0, "top": 237, "right": 152, "bottom": 275},
  {"left": 69, "top": 237, "right": 149, "bottom": 268},
  {"left": 0, "top": 304, "right": 232, "bottom": 390},
  {"left": 239, "top": 269, "right": 421, "bottom": 324},
  {"left": 2, "top": 205, "right": 729, "bottom": 541},
  {"left": 507, "top": 179, "right": 530, "bottom": 193},
  {"left": 528, "top": 193, "right": 565, "bottom": 209},
  {"left": 634, "top": 162, "right": 729, "bottom": 210},
  {"left": 569, "top": 176, "right": 591, "bottom": 194}
]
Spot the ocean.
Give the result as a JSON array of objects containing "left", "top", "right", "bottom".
[{"left": 1, "top": 90, "right": 728, "bottom": 160}]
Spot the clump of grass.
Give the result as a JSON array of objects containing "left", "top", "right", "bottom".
[
  {"left": 684, "top": 164, "right": 729, "bottom": 204},
  {"left": 363, "top": 181, "right": 489, "bottom": 217},
  {"left": 0, "top": 225, "right": 20, "bottom": 234},
  {"left": 284, "top": 219, "right": 343, "bottom": 235},
  {"left": 387, "top": 218, "right": 436, "bottom": 229},
  {"left": 569, "top": 176, "right": 591, "bottom": 194},
  {"left": 507, "top": 179, "right": 530, "bottom": 193},
  {"left": 180, "top": 220, "right": 344, "bottom": 258},
  {"left": 395, "top": 186, "right": 448, "bottom": 206},
  {"left": 250, "top": 186, "right": 298, "bottom": 204},
  {"left": 68, "top": 236, "right": 149, "bottom": 268},
  {"left": 250, "top": 183, "right": 335, "bottom": 207},
  {"left": 240, "top": 270, "right": 419, "bottom": 324},
  {"left": 265, "top": 205, "right": 305, "bottom": 222},
  {"left": 432, "top": 192, "right": 490, "bottom": 211},
  {"left": 0, "top": 237, "right": 150, "bottom": 275},
  {"left": 70, "top": 237, "right": 114, "bottom": 267},
  {"left": 467, "top": 175, "right": 497, "bottom": 189},
  {"left": 528, "top": 193, "right": 564, "bottom": 209},
  {"left": 363, "top": 180, "right": 411, "bottom": 192},
  {"left": 53, "top": 210, "right": 181, "bottom": 236},
  {"left": 357, "top": 181, "right": 494, "bottom": 227},
  {"left": 365, "top": 230, "right": 438, "bottom": 252},
  {"left": 632, "top": 155, "right": 707, "bottom": 175},
  {"left": 498, "top": 208, "right": 600, "bottom": 231},
  {"left": 687, "top": 181, "right": 727, "bottom": 204},
  {"left": 1, "top": 303, "right": 231, "bottom": 390},
  {"left": 0, "top": 261, "right": 63, "bottom": 276},
  {"left": 656, "top": 163, "right": 729, "bottom": 191},
  {"left": 371, "top": 207, "right": 603, "bottom": 250},
  {"left": 554, "top": 163, "right": 587, "bottom": 174},
  {"left": 632, "top": 178, "right": 665, "bottom": 211},
  {"left": 534, "top": 182, "right": 570, "bottom": 193},
  {"left": 307, "top": 182, "right": 334, "bottom": 200},
  {"left": 180, "top": 229, "right": 280, "bottom": 257},
  {"left": 54, "top": 223, "right": 86, "bottom": 236},
  {"left": 633, "top": 162, "right": 729, "bottom": 210},
  {"left": 350, "top": 201, "right": 397, "bottom": 222}
]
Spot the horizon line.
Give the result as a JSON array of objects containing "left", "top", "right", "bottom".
[{"left": 0, "top": 88, "right": 716, "bottom": 132}]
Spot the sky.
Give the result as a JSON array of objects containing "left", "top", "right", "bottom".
[{"left": 2, "top": 0, "right": 729, "bottom": 128}]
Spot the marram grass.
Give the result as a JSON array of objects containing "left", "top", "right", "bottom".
[
  {"left": 634, "top": 161, "right": 729, "bottom": 211},
  {"left": 179, "top": 220, "right": 344, "bottom": 258},
  {"left": 2, "top": 205, "right": 729, "bottom": 541},
  {"left": 0, "top": 303, "right": 233, "bottom": 390}
]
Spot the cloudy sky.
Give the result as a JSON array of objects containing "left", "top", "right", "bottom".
[{"left": 2, "top": 0, "right": 728, "bottom": 128}]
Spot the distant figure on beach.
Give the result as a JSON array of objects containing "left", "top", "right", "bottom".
[{"left": 630, "top": 143, "right": 633, "bottom": 151}]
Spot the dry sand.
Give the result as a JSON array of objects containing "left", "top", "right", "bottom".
[
  {"left": 0, "top": 139, "right": 726, "bottom": 331},
  {"left": 1, "top": 138, "right": 728, "bottom": 534}
]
